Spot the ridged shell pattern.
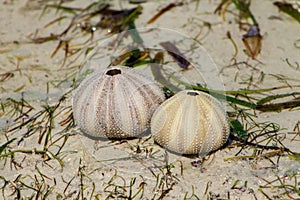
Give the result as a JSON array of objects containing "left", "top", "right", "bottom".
[
  {"left": 73, "top": 66, "right": 165, "bottom": 138},
  {"left": 151, "top": 90, "right": 230, "bottom": 155}
]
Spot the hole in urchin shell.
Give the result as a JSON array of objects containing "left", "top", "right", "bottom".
[
  {"left": 187, "top": 91, "right": 199, "bottom": 96},
  {"left": 106, "top": 69, "right": 122, "bottom": 76}
]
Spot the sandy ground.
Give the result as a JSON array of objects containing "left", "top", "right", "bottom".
[{"left": 1, "top": 0, "right": 300, "bottom": 199}]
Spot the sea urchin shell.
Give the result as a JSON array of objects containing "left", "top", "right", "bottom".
[
  {"left": 151, "top": 90, "right": 230, "bottom": 155},
  {"left": 73, "top": 66, "right": 165, "bottom": 138}
]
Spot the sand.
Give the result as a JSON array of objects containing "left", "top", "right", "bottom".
[{"left": 0, "top": 0, "right": 300, "bottom": 199}]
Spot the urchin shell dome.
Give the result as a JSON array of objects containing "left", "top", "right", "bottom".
[
  {"left": 151, "top": 90, "right": 230, "bottom": 155},
  {"left": 72, "top": 66, "right": 165, "bottom": 138}
]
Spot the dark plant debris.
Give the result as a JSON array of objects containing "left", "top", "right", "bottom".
[
  {"left": 159, "top": 41, "right": 191, "bottom": 70},
  {"left": 31, "top": 3, "right": 143, "bottom": 67},
  {"left": 274, "top": 1, "right": 300, "bottom": 24},
  {"left": 147, "top": 2, "right": 184, "bottom": 24}
]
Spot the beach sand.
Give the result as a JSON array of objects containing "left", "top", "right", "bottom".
[{"left": 0, "top": 0, "right": 300, "bottom": 199}]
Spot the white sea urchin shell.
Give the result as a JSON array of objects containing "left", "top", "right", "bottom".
[
  {"left": 151, "top": 90, "right": 230, "bottom": 155},
  {"left": 73, "top": 66, "right": 165, "bottom": 138}
]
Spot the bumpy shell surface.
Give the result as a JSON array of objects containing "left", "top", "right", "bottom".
[
  {"left": 151, "top": 90, "right": 230, "bottom": 155},
  {"left": 73, "top": 66, "right": 165, "bottom": 138}
]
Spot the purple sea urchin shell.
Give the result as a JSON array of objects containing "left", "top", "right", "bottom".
[{"left": 73, "top": 66, "right": 165, "bottom": 138}]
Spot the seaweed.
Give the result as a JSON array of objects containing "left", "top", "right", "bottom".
[
  {"left": 31, "top": 2, "right": 143, "bottom": 67},
  {"left": 159, "top": 41, "right": 190, "bottom": 70},
  {"left": 215, "top": 0, "right": 262, "bottom": 59},
  {"left": 274, "top": 1, "right": 300, "bottom": 24},
  {"left": 147, "top": 2, "right": 184, "bottom": 24}
]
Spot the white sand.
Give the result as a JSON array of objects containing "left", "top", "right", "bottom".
[{"left": 1, "top": 0, "right": 300, "bottom": 199}]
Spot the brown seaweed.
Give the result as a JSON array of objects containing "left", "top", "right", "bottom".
[
  {"left": 159, "top": 41, "right": 190, "bottom": 70},
  {"left": 274, "top": 1, "right": 300, "bottom": 24},
  {"left": 147, "top": 2, "right": 184, "bottom": 24}
]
